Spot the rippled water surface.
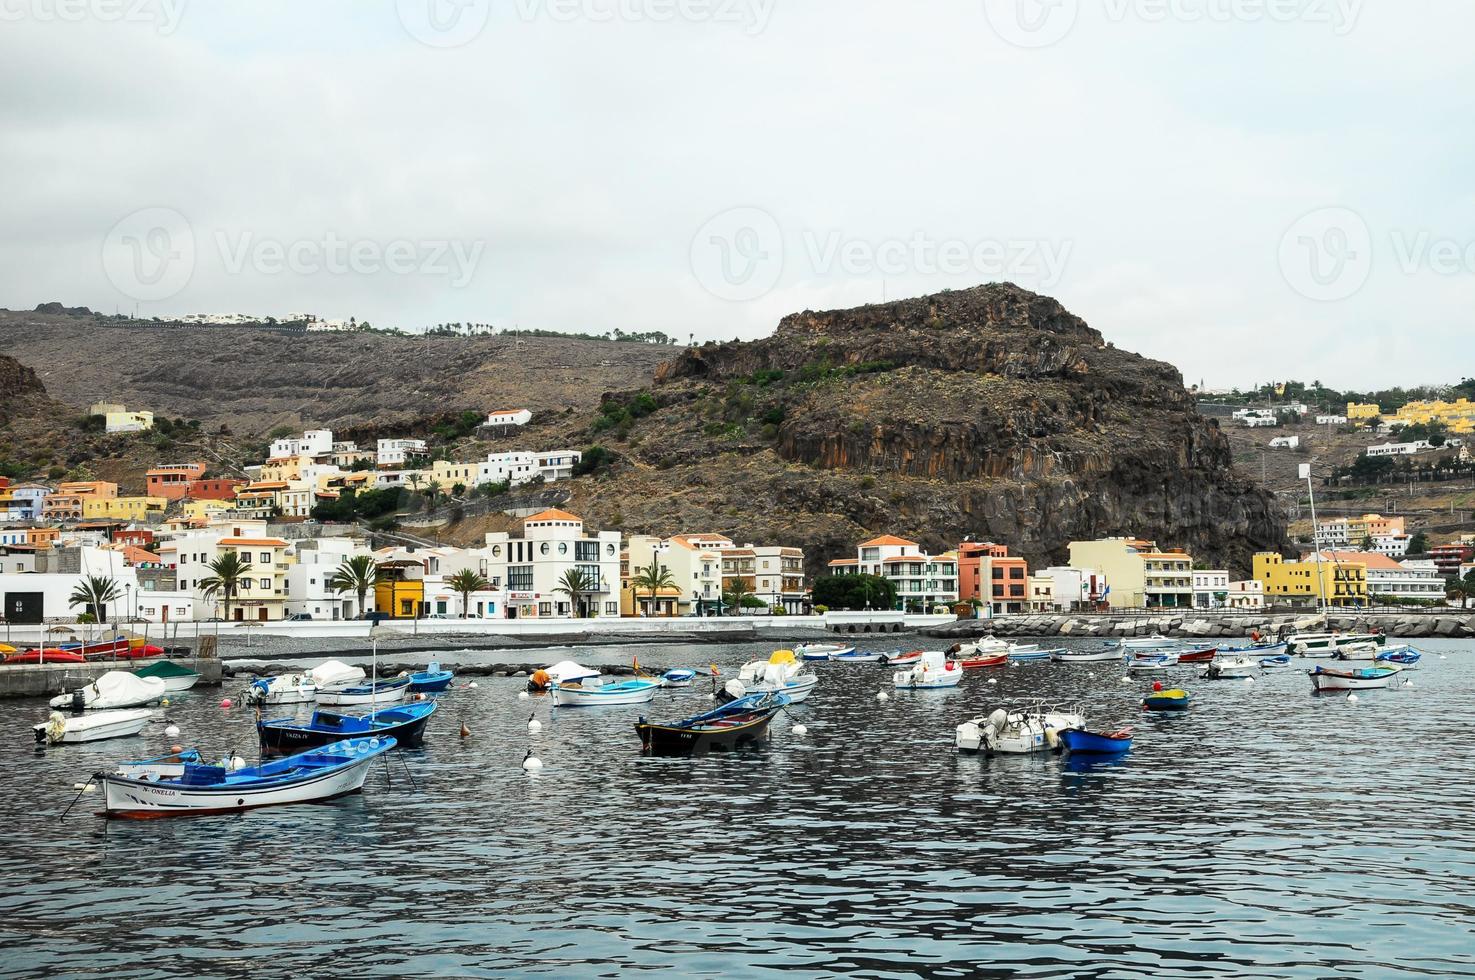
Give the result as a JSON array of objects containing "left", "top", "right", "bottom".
[{"left": 3, "top": 637, "right": 1474, "bottom": 978}]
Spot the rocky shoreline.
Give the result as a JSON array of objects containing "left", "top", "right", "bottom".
[{"left": 924, "top": 612, "right": 1475, "bottom": 641}]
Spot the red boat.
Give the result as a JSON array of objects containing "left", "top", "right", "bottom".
[
  {"left": 1175, "top": 647, "right": 1217, "bottom": 664},
  {"left": 3, "top": 649, "right": 87, "bottom": 664},
  {"left": 112, "top": 644, "right": 165, "bottom": 660},
  {"left": 955, "top": 653, "right": 1009, "bottom": 669}
]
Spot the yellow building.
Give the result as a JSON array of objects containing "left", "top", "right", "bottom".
[
  {"left": 1389, "top": 398, "right": 1475, "bottom": 435},
  {"left": 259, "top": 456, "right": 307, "bottom": 482},
  {"left": 81, "top": 496, "right": 167, "bottom": 521},
  {"left": 1346, "top": 402, "right": 1382, "bottom": 420},
  {"left": 215, "top": 534, "right": 291, "bottom": 620},
  {"left": 1067, "top": 537, "right": 1194, "bottom": 609},
  {"left": 430, "top": 459, "right": 481, "bottom": 488},
  {"left": 182, "top": 498, "right": 234, "bottom": 520},
  {"left": 374, "top": 559, "right": 426, "bottom": 618},
  {"left": 1253, "top": 552, "right": 1368, "bottom": 608}
]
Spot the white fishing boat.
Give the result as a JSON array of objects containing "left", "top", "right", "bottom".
[
  {"left": 34, "top": 708, "right": 153, "bottom": 745},
  {"left": 1114, "top": 634, "right": 1180, "bottom": 652},
  {"left": 893, "top": 651, "right": 964, "bottom": 690},
  {"left": 794, "top": 643, "right": 855, "bottom": 661},
  {"left": 528, "top": 660, "right": 602, "bottom": 691},
  {"left": 316, "top": 676, "right": 411, "bottom": 707},
  {"left": 956, "top": 703, "right": 1086, "bottom": 755},
  {"left": 1051, "top": 648, "right": 1122, "bottom": 663},
  {"left": 49, "top": 671, "right": 166, "bottom": 711},
  {"left": 243, "top": 673, "right": 318, "bottom": 706},
  {"left": 1126, "top": 654, "right": 1180, "bottom": 672},
  {"left": 1202, "top": 656, "right": 1257, "bottom": 679},
  {"left": 954, "top": 637, "right": 1010, "bottom": 659},
  {"left": 311, "top": 660, "right": 367, "bottom": 688},
  {"left": 551, "top": 676, "right": 662, "bottom": 707},
  {"left": 1006, "top": 644, "right": 1060, "bottom": 662},
  {"left": 721, "top": 650, "right": 819, "bottom": 704},
  {"left": 1287, "top": 631, "right": 1385, "bottom": 655},
  {"left": 1308, "top": 665, "right": 1399, "bottom": 691},
  {"left": 1332, "top": 642, "right": 1381, "bottom": 662}
]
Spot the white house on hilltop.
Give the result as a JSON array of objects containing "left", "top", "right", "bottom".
[{"left": 485, "top": 408, "right": 532, "bottom": 428}]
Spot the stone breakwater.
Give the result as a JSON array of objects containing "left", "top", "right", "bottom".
[{"left": 924, "top": 612, "right": 1475, "bottom": 641}]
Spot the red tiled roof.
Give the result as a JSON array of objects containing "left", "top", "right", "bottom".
[
  {"left": 524, "top": 508, "right": 582, "bottom": 523},
  {"left": 860, "top": 535, "right": 918, "bottom": 547}
]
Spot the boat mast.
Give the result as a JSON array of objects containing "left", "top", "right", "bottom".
[{"left": 1302, "top": 462, "right": 1328, "bottom": 618}]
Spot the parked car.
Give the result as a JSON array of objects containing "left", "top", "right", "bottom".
[{"left": 286, "top": 613, "right": 313, "bottom": 621}]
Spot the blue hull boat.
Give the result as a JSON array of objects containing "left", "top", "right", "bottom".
[
  {"left": 409, "top": 662, "right": 454, "bottom": 693},
  {"left": 1259, "top": 654, "right": 1293, "bottom": 669},
  {"left": 258, "top": 701, "right": 436, "bottom": 755},
  {"left": 1058, "top": 728, "right": 1133, "bottom": 754}
]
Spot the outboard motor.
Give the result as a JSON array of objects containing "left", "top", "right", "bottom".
[{"left": 70, "top": 689, "right": 86, "bottom": 714}]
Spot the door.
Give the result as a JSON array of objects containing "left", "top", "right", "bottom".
[{"left": 4, "top": 592, "right": 43, "bottom": 624}]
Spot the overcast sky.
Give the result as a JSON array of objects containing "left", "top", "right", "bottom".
[{"left": 2, "top": 1, "right": 1470, "bottom": 389}]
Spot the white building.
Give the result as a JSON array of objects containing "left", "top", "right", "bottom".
[
  {"left": 1192, "top": 569, "right": 1231, "bottom": 609},
  {"left": 1037, "top": 565, "right": 1109, "bottom": 610},
  {"left": 270, "top": 429, "right": 334, "bottom": 460},
  {"left": 1316, "top": 414, "right": 1348, "bottom": 425},
  {"left": 482, "top": 509, "right": 621, "bottom": 619},
  {"left": 1226, "top": 580, "right": 1265, "bottom": 609},
  {"left": 827, "top": 535, "right": 958, "bottom": 612},
  {"left": 377, "top": 439, "right": 429, "bottom": 468},
  {"left": 285, "top": 537, "right": 378, "bottom": 620},
  {"left": 1233, "top": 408, "right": 1278, "bottom": 427},
  {"left": 625, "top": 534, "right": 724, "bottom": 616},
  {"left": 1356, "top": 555, "right": 1447, "bottom": 603},
  {"left": 1268, "top": 436, "right": 1300, "bottom": 449},
  {"left": 485, "top": 408, "right": 533, "bottom": 428},
  {"left": 1366, "top": 440, "right": 1434, "bottom": 457},
  {"left": 536, "top": 450, "right": 583, "bottom": 483}
]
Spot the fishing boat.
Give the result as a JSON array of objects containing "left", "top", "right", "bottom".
[
  {"left": 527, "top": 660, "right": 601, "bottom": 691},
  {"left": 1259, "top": 654, "right": 1293, "bottom": 669},
  {"left": 661, "top": 668, "right": 697, "bottom": 687},
  {"left": 407, "top": 662, "right": 454, "bottom": 693},
  {"left": 1286, "top": 631, "right": 1386, "bottom": 655},
  {"left": 829, "top": 650, "right": 888, "bottom": 664},
  {"left": 1219, "top": 641, "right": 1289, "bottom": 658},
  {"left": 1007, "top": 644, "right": 1060, "bottom": 663},
  {"left": 1308, "top": 665, "right": 1399, "bottom": 692},
  {"left": 96, "top": 736, "right": 396, "bottom": 819},
  {"left": 1202, "top": 657, "right": 1257, "bottom": 680},
  {"left": 133, "top": 660, "right": 200, "bottom": 692},
  {"left": 1376, "top": 648, "right": 1422, "bottom": 668},
  {"left": 316, "top": 675, "right": 411, "bottom": 707},
  {"left": 243, "top": 672, "right": 317, "bottom": 706},
  {"left": 880, "top": 650, "right": 924, "bottom": 667},
  {"left": 1051, "top": 648, "right": 1124, "bottom": 664},
  {"left": 34, "top": 708, "right": 153, "bottom": 745},
  {"left": 1058, "top": 727, "right": 1133, "bottom": 754},
  {"left": 794, "top": 643, "right": 855, "bottom": 661},
  {"left": 892, "top": 651, "right": 964, "bottom": 690},
  {"left": 312, "top": 660, "right": 367, "bottom": 687},
  {"left": 1333, "top": 642, "right": 1383, "bottom": 662},
  {"left": 956, "top": 703, "right": 1086, "bottom": 755},
  {"left": 952, "top": 637, "right": 1010, "bottom": 660},
  {"left": 259, "top": 701, "right": 436, "bottom": 755},
  {"left": 719, "top": 650, "right": 818, "bottom": 704},
  {"left": 1126, "top": 654, "right": 1179, "bottom": 672},
  {"left": 551, "top": 676, "right": 662, "bottom": 707},
  {"left": 636, "top": 692, "right": 789, "bottom": 756},
  {"left": 113, "top": 749, "right": 203, "bottom": 781},
  {"left": 1174, "top": 646, "right": 1218, "bottom": 664},
  {"left": 955, "top": 651, "right": 1010, "bottom": 669},
  {"left": 49, "top": 671, "right": 166, "bottom": 711},
  {"left": 1142, "top": 688, "right": 1191, "bottom": 712},
  {"left": 1114, "top": 634, "right": 1180, "bottom": 652}
]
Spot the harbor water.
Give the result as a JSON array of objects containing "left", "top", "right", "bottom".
[{"left": 2, "top": 637, "right": 1474, "bottom": 978}]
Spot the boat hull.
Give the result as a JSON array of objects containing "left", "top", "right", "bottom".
[
  {"left": 956, "top": 653, "right": 1010, "bottom": 669},
  {"left": 1058, "top": 729, "right": 1132, "bottom": 754},
  {"left": 100, "top": 750, "right": 380, "bottom": 819},
  {"left": 35, "top": 708, "right": 153, "bottom": 745},
  {"left": 635, "top": 711, "right": 778, "bottom": 757},
  {"left": 316, "top": 678, "right": 411, "bottom": 706},
  {"left": 1142, "top": 691, "right": 1191, "bottom": 711},
  {"left": 259, "top": 706, "right": 434, "bottom": 755},
  {"left": 1309, "top": 667, "right": 1397, "bottom": 691},
  {"left": 551, "top": 680, "right": 661, "bottom": 707},
  {"left": 1051, "top": 650, "right": 1121, "bottom": 663}
]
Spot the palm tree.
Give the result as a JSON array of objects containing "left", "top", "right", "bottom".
[
  {"left": 426, "top": 480, "right": 443, "bottom": 510},
  {"left": 553, "top": 568, "right": 596, "bottom": 619},
  {"left": 446, "top": 569, "right": 491, "bottom": 618},
  {"left": 328, "top": 555, "right": 380, "bottom": 618},
  {"left": 722, "top": 577, "right": 754, "bottom": 617},
  {"left": 199, "top": 552, "right": 254, "bottom": 621},
  {"left": 630, "top": 562, "right": 677, "bottom": 617},
  {"left": 69, "top": 575, "right": 122, "bottom": 623}
]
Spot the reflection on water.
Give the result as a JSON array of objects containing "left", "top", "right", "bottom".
[{"left": 3, "top": 637, "right": 1474, "bottom": 978}]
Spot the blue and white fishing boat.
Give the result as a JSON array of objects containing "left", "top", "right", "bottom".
[
  {"left": 1126, "top": 653, "right": 1179, "bottom": 672},
  {"left": 408, "top": 662, "right": 454, "bottom": 693},
  {"left": 1376, "top": 647, "right": 1422, "bottom": 668},
  {"left": 316, "top": 675, "right": 411, "bottom": 707},
  {"left": 1309, "top": 665, "right": 1399, "bottom": 692},
  {"left": 258, "top": 701, "right": 436, "bottom": 755},
  {"left": 551, "top": 676, "right": 662, "bottom": 707},
  {"left": 661, "top": 668, "right": 697, "bottom": 687},
  {"left": 795, "top": 643, "right": 854, "bottom": 661},
  {"left": 829, "top": 650, "right": 888, "bottom": 664},
  {"left": 1220, "top": 641, "right": 1289, "bottom": 658},
  {"left": 1006, "top": 644, "right": 1058, "bottom": 663},
  {"left": 1259, "top": 654, "right": 1293, "bottom": 669},
  {"left": 97, "top": 737, "right": 396, "bottom": 819}
]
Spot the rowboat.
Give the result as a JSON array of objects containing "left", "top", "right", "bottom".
[
  {"left": 880, "top": 650, "right": 923, "bottom": 667},
  {"left": 1142, "top": 689, "right": 1191, "bottom": 711},
  {"left": 1308, "top": 665, "right": 1399, "bottom": 692},
  {"left": 1287, "top": 631, "right": 1386, "bottom": 655},
  {"left": 1058, "top": 727, "right": 1133, "bottom": 754},
  {"left": 259, "top": 701, "right": 436, "bottom": 755},
  {"left": 1376, "top": 648, "right": 1422, "bottom": 668},
  {"left": 1126, "top": 654, "right": 1179, "bottom": 672},
  {"left": 956, "top": 703, "right": 1086, "bottom": 754},
  {"left": 794, "top": 644, "right": 854, "bottom": 661},
  {"left": 133, "top": 660, "right": 200, "bottom": 692},
  {"left": 892, "top": 651, "right": 963, "bottom": 690},
  {"left": 954, "top": 652, "right": 1010, "bottom": 669},
  {"left": 243, "top": 673, "right": 317, "bottom": 706},
  {"left": 34, "top": 708, "right": 153, "bottom": 745},
  {"left": 636, "top": 692, "right": 789, "bottom": 757},
  {"left": 551, "top": 676, "right": 661, "bottom": 707},
  {"left": 316, "top": 676, "right": 411, "bottom": 707},
  {"left": 528, "top": 660, "right": 601, "bottom": 691},
  {"left": 1333, "top": 642, "right": 1383, "bottom": 662},
  {"left": 50, "top": 672, "right": 166, "bottom": 710},
  {"left": 407, "top": 662, "right": 454, "bottom": 693},
  {"left": 1202, "top": 657, "right": 1257, "bottom": 680},
  {"left": 1114, "top": 634, "right": 1180, "bottom": 652},
  {"left": 1220, "top": 641, "right": 1289, "bottom": 658},
  {"left": 1259, "top": 654, "right": 1293, "bottom": 669},
  {"left": 3, "top": 649, "right": 87, "bottom": 665},
  {"left": 720, "top": 651, "right": 818, "bottom": 704},
  {"left": 661, "top": 668, "right": 697, "bottom": 687},
  {"left": 97, "top": 736, "right": 395, "bottom": 819},
  {"left": 1174, "top": 647, "right": 1217, "bottom": 664},
  {"left": 830, "top": 650, "right": 888, "bottom": 664},
  {"left": 1051, "top": 648, "right": 1123, "bottom": 664},
  {"left": 1007, "top": 644, "right": 1060, "bottom": 663}
]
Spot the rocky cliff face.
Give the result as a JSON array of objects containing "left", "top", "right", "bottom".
[
  {"left": 0, "top": 354, "right": 49, "bottom": 424},
  {"left": 576, "top": 284, "right": 1287, "bottom": 577}
]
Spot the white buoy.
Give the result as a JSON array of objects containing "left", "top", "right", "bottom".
[
  {"left": 164, "top": 724, "right": 180, "bottom": 738},
  {"left": 522, "top": 748, "right": 543, "bottom": 772},
  {"left": 469, "top": 681, "right": 479, "bottom": 689},
  {"left": 517, "top": 690, "right": 529, "bottom": 700},
  {"left": 987, "top": 678, "right": 998, "bottom": 685},
  {"left": 527, "top": 713, "right": 542, "bottom": 734},
  {"left": 1403, "top": 678, "right": 1414, "bottom": 688},
  {"left": 792, "top": 724, "right": 808, "bottom": 736},
  {"left": 876, "top": 690, "right": 889, "bottom": 702},
  {"left": 1244, "top": 677, "right": 1255, "bottom": 685},
  {"left": 227, "top": 754, "right": 247, "bottom": 771},
  {"left": 1347, "top": 693, "right": 1359, "bottom": 703},
  {"left": 1120, "top": 676, "right": 1132, "bottom": 684}
]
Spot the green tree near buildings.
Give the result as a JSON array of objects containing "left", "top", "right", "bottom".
[
  {"left": 69, "top": 575, "right": 123, "bottom": 623},
  {"left": 446, "top": 569, "right": 492, "bottom": 618},
  {"left": 328, "top": 555, "right": 380, "bottom": 617},
  {"left": 199, "top": 552, "right": 254, "bottom": 621},
  {"left": 811, "top": 574, "right": 898, "bottom": 611}
]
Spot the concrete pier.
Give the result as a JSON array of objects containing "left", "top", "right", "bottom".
[{"left": 0, "top": 659, "right": 224, "bottom": 700}]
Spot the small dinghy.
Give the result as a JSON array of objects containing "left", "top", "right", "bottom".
[
  {"left": 527, "top": 660, "right": 601, "bottom": 692},
  {"left": 1142, "top": 688, "right": 1191, "bottom": 712},
  {"left": 243, "top": 673, "right": 317, "bottom": 706},
  {"left": 793, "top": 643, "right": 853, "bottom": 661},
  {"left": 636, "top": 692, "right": 788, "bottom": 757},
  {"left": 880, "top": 650, "right": 924, "bottom": 667},
  {"left": 259, "top": 701, "right": 436, "bottom": 755},
  {"left": 407, "top": 662, "right": 454, "bottom": 693},
  {"left": 955, "top": 652, "right": 1010, "bottom": 669},
  {"left": 4, "top": 649, "right": 87, "bottom": 665},
  {"left": 1308, "top": 665, "right": 1399, "bottom": 692},
  {"left": 1058, "top": 727, "right": 1134, "bottom": 755},
  {"left": 1051, "top": 648, "right": 1122, "bottom": 664},
  {"left": 1202, "top": 657, "right": 1257, "bottom": 680},
  {"left": 892, "top": 651, "right": 964, "bottom": 690},
  {"left": 1006, "top": 644, "right": 1058, "bottom": 663},
  {"left": 1376, "top": 648, "right": 1422, "bottom": 668},
  {"left": 316, "top": 676, "right": 411, "bottom": 707},
  {"left": 133, "top": 660, "right": 200, "bottom": 692},
  {"left": 661, "top": 668, "right": 697, "bottom": 687},
  {"left": 829, "top": 650, "right": 888, "bottom": 664},
  {"left": 1259, "top": 654, "right": 1293, "bottom": 669},
  {"left": 97, "top": 736, "right": 396, "bottom": 819},
  {"left": 1174, "top": 647, "right": 1217, "bottom": 664},
  {"left": 957, "top": 704, "right": 1086, "bottom": 754},
  {"left": 551, "top": 676, "right": 662, "bottom": 707},
  {"left": 34, "top": 708, "right": 153, "bottom": 745},
  {"left": 719, "top": 651, "right": 818, "bottom": 704},
  {"left": 49, "top": 671, "right": 166, "bottom": 711},
  {"left": 1127, "top": 654, "right": 1180, "bottom": 672}
]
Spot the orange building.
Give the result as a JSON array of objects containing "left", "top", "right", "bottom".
[
  {"left": 958, "top": 541, "right": 1029, "bottom": 615},
  {"left": 146, "top": 463, "right": 208, "bottom": 500}
]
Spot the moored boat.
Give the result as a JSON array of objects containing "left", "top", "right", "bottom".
[
  {"left": 527, "top": 660, "right": 601, "bottom": 691},
  {"left": 1259, "top": 654, "right": 1293, "bottom": 669},
  {"left": 49, "top": 671, "right": 166, "bottom": 711},
  {"left": 34, "top": 708, "right": 154, "bottom": 745},
  {"left": 407, "top": 661, "right": 454, "bottom": 693},
  {"left": 1333, "top": 642, "right": 1382, "bottom": 662},
  {"left": 829, "top": 650, "right": 888, "bottom": 664},
  {"left": 892, "top": 651, "right": 963, "bottom": 690},
  {"left": 1051, "top": 648, "right": 1122, "bottom": 664},
  {"left": 1007, "top": 644, "right": 1060, "bottom": 663},
  {"left": 1308, "top": 665, "right": 1399, "bottom": 692},
  {"left": 719, "top": 650, "right": 818, "bottom": 704},
  {"left": 794, "top": 643, "right": 854, "bottom": 661},
  {"left": 955, "top": 652, "right": 1010, "bottom": 669},
  {"left": 636, "top": 692, "right": 789, "bottom": 756},
  {"left": 133, "top": 660, "right": 200, "bottom": 692},
  {"left": 551, "top": 676, "right": 662, "bottom": 707},
  {"left": 1126, "top": 653, "right": 1179, "bottom": 672},
  {"left": 259, "top": 701, "right": 436, "bottom": 755},
  {"left": 880, "top": 650, "right": 923, "bottom": 667},
  {"left": 1058, "top": 727, "right": 1133, "bottom": 754},
  {"left": 1114, "top": 634, "right": 1180, "bottom": 652},
  {"left": 97, "top": 736, "right": 395, "bottom": 819},
  {"left": 661, "top": 668, "right": 697, "bottom": 687},
  {"left": 956, "top": 703, "right": 1086, "bottom": 754},
  {"left": 243, "top": 673, "right": 317, "bottom": 706},
  {"left": 1376, "top": 648, "right": 1422, "bottom": 668},
  {"left": 1202, "top": 656, "right": 1257, "bottom": 680},
  {"left": 316, "top": 676, "right": 411, "bottom": 707},
  {"left": 1142, "top": 688, "right": 1191, "bottom": 712},
  {"left": 3, "top": 649, "right": 87, "bottom": 665},
  {"left": 1174, "top": 647, "right": 1217, "bottom": 664},
  {"left": 1287, "top": 631, "right": 1385, "bottom": 655}
]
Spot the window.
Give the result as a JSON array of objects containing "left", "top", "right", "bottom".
[
  {"left": 558, "top": 542, "right": 568, "bottom": 555},
  {"left": 606, "top": 543, "right": 616, "bottom": 556},
  {"left": 259, "top": 578, "right": 270, "bottom": 589},
  {"left": 491, "top": 545, "right": 502, "bottom": 557},
  {"left": 576, "top": 541, "right": 600, "bottom": 562},
  {"left": 539, "top": 602, "right": 552, "bottom": 616},
  {"left": 540, "top": 542, "right": 550, "bottom": 556},
  {"left": 508, "top": 566, "right": 534, "bottom": 591},
  {"left": 605, "top": 601, "right": 618, "bottom": 615},
  {"left": 260, "top": 552, "right": 270, "bottom": 564}
]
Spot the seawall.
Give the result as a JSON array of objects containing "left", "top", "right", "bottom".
[
  {"left": 924, "top": 612, "right": 1475, "bottom": 641},
  {"left": 0, "top": 658, "right": 224, "bottom": 700}
]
